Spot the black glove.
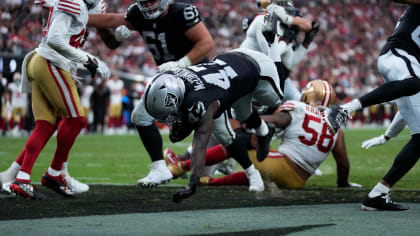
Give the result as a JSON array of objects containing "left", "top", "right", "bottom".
[
  {"left": 83, "top": 55, "right": 98, "bottom": 78},
  {"left": 303, "top": 21, "right": 320, "bottom": 47},
  {"left": 172, "top": 175, "right": 199, "bottom": 203},
  {"left": 262, "top": 13, "right": 281, "bottom": 46},
  {"left": 283, "top": 25, "right": 300, "bottom": 43},
  {"left": 169, "top": 120, "right": 193, "bottom": 143}
]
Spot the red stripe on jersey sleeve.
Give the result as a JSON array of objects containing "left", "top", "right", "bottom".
[
  {"left": 60, "top": 0, "right": 80, "bottom": 6},
  {"left": 58, "top": 7, "right": 81, "bottom": 15},
  {"left": 58, "top": 3, "right": 81, "bottom": 11}
]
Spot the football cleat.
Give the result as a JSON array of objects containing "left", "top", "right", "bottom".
[
  {"left": 256, "top": 123, "right": 275, "bottom": 162},
  {"left": 361, "top": 193, "right": 409, "bottom": 211},
  {"left": 137, "top": 160, "right": 173, "bottom": 188},
  {"left": 41, "top": 173, "right": 75, "bottom": 197},
  {"left": 0, "top": 169, "right": 18, "bottom": 193},
  {"left": 164, "top": 148, "right": 187, "bottom": 179},
  {"left": 324, "top": 105, "right": 351, "bottom": 134},
  {"left": 245, "top": 165, "right": 265, "bottom": 192},
  {"left": 10, "top": 181, "right": 47, "bottom": 200},
  {"left": 63, "top": 173, "right": 89, "bottom": 194}
]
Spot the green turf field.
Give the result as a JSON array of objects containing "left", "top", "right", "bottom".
[{"left": 0, "top": 128, "right": 416, "bottom": 189}]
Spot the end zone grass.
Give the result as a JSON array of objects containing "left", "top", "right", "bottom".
[{"left": 0, "top": 128, "right": 417, "bottom": 189}]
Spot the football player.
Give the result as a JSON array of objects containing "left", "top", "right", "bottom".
[
  {"left": 143, "top": 44, "right": 289, "bottom": 202},
  {"left": 7, "top": 73, "right": 27, "bottom": 136},
  {"left": 325, "top": 0, "right": 420, "bottom": 210},
  {"left": 87, "top": 0, "right": 214, "bottom": 188},
  {"left": 0, "top": 0, "right": 110, "bottom": 200},
  {"left": 0, "top": 0, "right": 111, "bottom": 195},
  {"left": 164, "top": 80, "right": 360, "bottom": 189},
  {"left": 106, "top": 76, "right": 124, "bottom": 133}
]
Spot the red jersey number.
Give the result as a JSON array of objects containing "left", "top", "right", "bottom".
[{"left": 299, "top": 114, "right": 335, "bottom": 153}]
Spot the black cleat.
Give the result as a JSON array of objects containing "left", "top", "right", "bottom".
[
  {"left": 10, "top": 181, "right": 47, "bottom": 200},
  {"left": 361, "top": 193, "right": 409, "bottom": 211},
  {"left": 256, "top": 123, "right": 275, "bottom": 162},
  {"left": 324, "top": 105, "right": 350, "bottom": 134},
  {"left": 41, "top": 174, "right": 75, "bottom": 197}
]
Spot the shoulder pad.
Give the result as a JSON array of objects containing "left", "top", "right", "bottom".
[{"left": 57, "top": 0, "right": 83, "bottom": 16}]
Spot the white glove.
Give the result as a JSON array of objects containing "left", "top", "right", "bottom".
[
  {"left": 115, "top": 25, "right": 131, "bottom": 42},
  {"left": 267, "top": 4, "right": 293, "bottom": 26},
  {"left": 158, "top": 56, "right": 192, "bottom": 72},
  {"left": 96, "top": 58, "right": 111, "bottom": 80},
  {"left": 267, "top": 34, "right": 289, "bottom": 62},
  {"left": 361, "top": 134, "right": 388, "bottom": 149}
]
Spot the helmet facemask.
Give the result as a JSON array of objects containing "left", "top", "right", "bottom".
[{"left": 136, "top": 0, "right": 168, "bottom": 19}]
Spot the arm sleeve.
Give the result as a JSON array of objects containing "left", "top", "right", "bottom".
[
  {"left": 281, "top": 44, "right": 307, "bottom": 71},
  {"left": 384, "top": 111, "right": 406, "bottom": 138},
  {"left": 47, "top": 12, "right": 88, "bottom": 63}
]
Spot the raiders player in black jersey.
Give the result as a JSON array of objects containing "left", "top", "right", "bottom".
[
  {"left": 144, "top": 47, "right": 284, "bottom": 202},
  {"left": 88, "top": 0, "right": 214, "bottom": 187},
  {"left": 325, "top": 0, "right": 420, "bottom": 211}
]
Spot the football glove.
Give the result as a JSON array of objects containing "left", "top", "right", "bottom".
[
  {"left": 267, "top": 4, "right": 293, "bottom": 26},
  {"left": 115, "top": 25, "right": 131, "bottom": 42},
  {"left": 282, "top": 24, "right": 300, "bottom": 43},
  {"left": 337, "top": 181, "right": 362, "bottom": 188},
  {"left": 361, "top": 134, "right": 388, "bottom": 149},
  {"left": 83, "top": 55, "right": 99, "bottom": 78},
  {"left": 97, "top": 59, "right": 111, "bottom": 80},
  {"left": 172, "top": 175, "right": 199, "bottom": 203},
  {"left": 158, "top": 56, "right": 192, "bottom": 72},
  {"left": 302, "top": 21, "right": 320, "bottom": 47}
]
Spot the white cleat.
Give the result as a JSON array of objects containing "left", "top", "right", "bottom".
[
  {"left": 245, "top": 165, "right": 265, "bottom": 192},
  {"left": 0, "top": 169, "right": 18, "bottom": 193},
  {"left": 63, "top": 173, "right": 89, "bottom": 194},
  {"left": 137, "top": 160, "right": 173, "bottom": 188}
]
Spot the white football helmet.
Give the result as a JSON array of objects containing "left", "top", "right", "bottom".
[
  {"left": 137, "top": 0, "right": 169, "bottom": 19},
  {"left": 144, "top": 73, "right": 185, "bottom": 124}
]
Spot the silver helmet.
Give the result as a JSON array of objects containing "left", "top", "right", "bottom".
[
  {"left": 144, "top": 73, "right": 185, "bottom": 124},
  {"left": 136, "top": 0, "right": 168, "bottom": 19}
]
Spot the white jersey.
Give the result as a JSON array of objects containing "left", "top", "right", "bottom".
[
  {"left": 81, "top": 84, "right": 94, "bottom": 108},
  {"left": 35, "top": 0, "right": 55, "bottom": 8},
  {"left": 106, "top": 79, "right": 124, "bottom": 105},
  {"left": 8, "top": 82, "right": 27, "bottom": 108},
  {"left": 277, "top": 101, "right": 338, "bottom": 174},
  {"left": 36, "top": 0, "right": 89, "bottom": 73}
]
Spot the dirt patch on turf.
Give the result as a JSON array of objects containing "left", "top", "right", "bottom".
[{"left": 1, "top": 185, "right": 419, "bottom": 220}]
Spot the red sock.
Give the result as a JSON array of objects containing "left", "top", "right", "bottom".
[
  {"left": 115, "top": 117, "right": 120, "bottom": 128},
  {"left": 183, "top": 145, "right": 228, "bottom": 171},
  {"left": 50, "top": 117, "right": 86, "bottom": 171},
  {"left": 0, "top": 118, "right": 4, "bottom": 131},
  {"left": 19, "top": 119, "right": 24, "bottom": 129},
  {"left": 20, "top": 120, "right": 56, "bottom": 175},
  {"left": 209, "top": 172, "right": 249, "bottom": 186},
  {"left": 9, "top": 119, "right": 14, "bottom": 129},
  {"left": 15, "top": 148, "right": 26, "bottom": 166}
]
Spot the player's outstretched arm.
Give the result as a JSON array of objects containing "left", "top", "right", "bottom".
[
  {"left": 183, "top": 22, "right": 214, "bottom": 65},
  {"left": 261, "top": 111, "right": 291, "bottom": 129},
  {"left": 332, "top": 130, "right": 361, "bottom": 188},
  {"left": 361, "top": 111, "right": 406, "bottom": 149},
  {"left": 172, "top": 101, "right": 219, "bottom": 203},
  {"left": 88, "top": 13, "right": 132, "bottom": 29},
  {"left": 97, "top": 28, "right": 122, "bottom": 50}
]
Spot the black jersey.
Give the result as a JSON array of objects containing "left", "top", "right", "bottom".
[
  {"left": 381, "top": 5, "right": 420, "bottom": 62},
  {"left": 125, "top": 2, "right": 201, "bottom": 65},
  {"left": 174, "top": 52, "right": 260, "bottom": 125}
]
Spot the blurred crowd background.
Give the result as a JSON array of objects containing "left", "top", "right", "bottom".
[{"left": 0, "top": 0, "right": 403, "bottom": 136}]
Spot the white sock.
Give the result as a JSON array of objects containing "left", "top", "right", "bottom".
[
  {"left": 61, "top": 162, "right": 68, "bottom": 174},
  {"left": 368, "top": 182, "right": 390, "bottom": 198},
  {"left": 11, "top": 162, "right": 21, "bottom": 172},
  {"left": 16, "top": 171, "right": 30, "bottom": 181},
  {"left": 152, "top": 160, "right": 166, "bottom": 168},
  {"left": 342, "top": 99, "right": 362, "bottom": 113},
  {"left": 245, "top": 165, "right": 256, "bottom": 177},
  {"left": 47, "top": 167, "right": 61, "bottom": 177},
  {"left": 256, "top": 121, "right": 269, "bottom": 136}
]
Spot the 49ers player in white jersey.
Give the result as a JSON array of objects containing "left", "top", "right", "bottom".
[
  {"left": 164, "top": 80, "right": 361, "bottom": 189},
  {"left": 0, "top": 0, "right": 110, "bottom": 200}
]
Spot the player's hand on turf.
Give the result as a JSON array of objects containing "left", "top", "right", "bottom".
[
  {"left": 361, "top": 135, "right": 388, "bottom": 149},
  {"left": 115, "top": 25, "right": 131, "bottom": 42},
  {"left": 337, "top": 181, "right": 362, "bottom": 188},
  {"left": 172, "top": 184, "right": 196, "bottom": 203}
]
